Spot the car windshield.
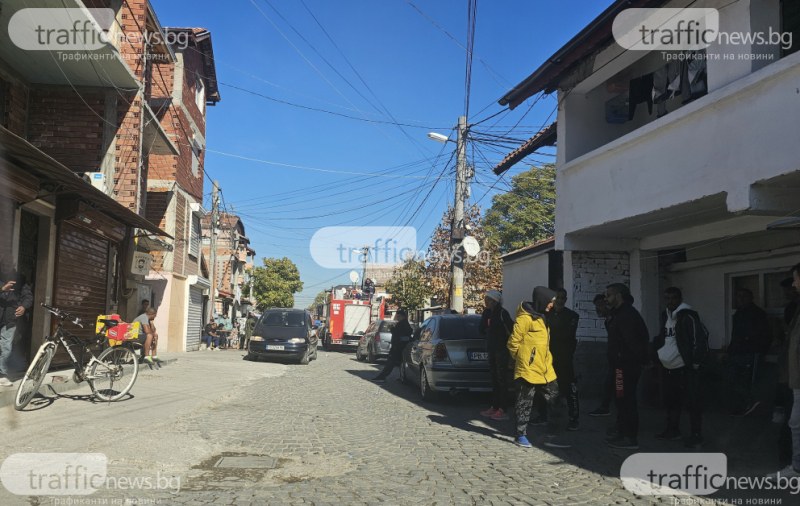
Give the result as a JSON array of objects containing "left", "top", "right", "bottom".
[
  {"left": 260, "top": 311, "right": 305, "bottom": 327},
  {"left": 438, "top": 317, "right": 482, "bottom": 340}
]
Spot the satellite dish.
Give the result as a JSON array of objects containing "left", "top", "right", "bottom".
[
  {"left": 349, "top": 270, "right": 360, "bottom": 283},
  {"left": 462, "top": 236, "right": 481, "bottom": 257}
]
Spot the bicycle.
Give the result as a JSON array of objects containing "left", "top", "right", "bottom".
[{"left": 14, "top": 303, "right": 140, "bottom": 410}]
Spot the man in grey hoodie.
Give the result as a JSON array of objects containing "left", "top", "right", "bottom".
[{"left": 653, "top": 287, "right": 708, "bottom": 448}]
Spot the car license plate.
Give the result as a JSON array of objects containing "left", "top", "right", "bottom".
[
  {"left": 266, "top": 345, "right": 284, "bottom": 351},
  {"left": 468, "top": 351, "right": 488, "bottom": 361}
]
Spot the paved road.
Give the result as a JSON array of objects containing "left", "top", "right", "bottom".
[{"left": 0, "top": 349, "right": 791, "bottom": 505}]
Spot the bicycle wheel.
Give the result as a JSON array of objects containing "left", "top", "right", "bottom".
[
  {"left": 89, "top": 345, "right": 139, "bottom": 401},
  {"left": 14, "top": 344, "right": 55, "bottom": 411}
]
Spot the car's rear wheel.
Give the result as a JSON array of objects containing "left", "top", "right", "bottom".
[
  {"left": 367, "top": 345, "right": 376, "bottom": 363},
  {"left": 420, "top": 367, "right": 437, "bottom": 401}
]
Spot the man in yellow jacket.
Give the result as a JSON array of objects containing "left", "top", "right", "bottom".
[{"left": 508, "top": 286, "right": 567, "bottom": 448}]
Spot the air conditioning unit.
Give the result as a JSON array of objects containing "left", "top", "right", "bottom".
[{"left": 83, "top": 172, "right": 107, "bottom": 193}]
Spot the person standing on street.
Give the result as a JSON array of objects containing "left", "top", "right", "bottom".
[
  {"left": 653, "top": 287, "right": 708, "bottom": 448},
  {"left": 241, "top": 312, "right": 257, "bottom": 350},
  {"left": 0, "top": 263, "right": 32, "bottom": 387},
  {"left": 507, "top": 286, "right": 564, "bottom": 449},
  {"left": 546, "top": 289, "right": 581, "bottom": 431},
  {"left": 769, "top": 263, "right": 800, "bottom": 480},
  {"left": 479, "top": 290, "right": 515, "bottom": 421},
  {"left": 371, "top": 309, "right": 413, "bottom": 382},
  {"left": 727, "top": 288, "right": 771, "bottom": 417},
  {"left": 589, "top": 294, "right": 615, "bottom": 418},
  {"left": 604, "top": 283, "right": 650, "bottom": 450}
]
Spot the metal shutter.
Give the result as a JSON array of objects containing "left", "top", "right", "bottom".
[
  {"left": 186, "top": 287, "right": 203, "bottom": 351},
  {"left": 52, "top": 222, "right": 109, "bottom": 366}
]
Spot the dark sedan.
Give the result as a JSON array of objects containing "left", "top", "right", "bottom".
[{"left": 247, "top": 309, "right": 319, "bottom": 364}]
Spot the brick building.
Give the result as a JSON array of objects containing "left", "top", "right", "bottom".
[
  {"left": 0, "top": 1, "right": 180, "bottom": 364},
  {"left": 142, "top": 26, "right": 221, "bottom": 352}
]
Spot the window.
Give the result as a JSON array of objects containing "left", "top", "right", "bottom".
[
  {"left": 189, "top": 214, "right": 200, "bottom": 258},
  {"left": 190, "top": 138, "right": 202, "bottom": 177},
  {"left": 195, "top": 73, "right": 205, "bottom": 114}
]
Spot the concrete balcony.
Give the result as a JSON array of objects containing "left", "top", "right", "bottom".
[
  {"left": 0, "top": 0, "right": 139, "bottom": 89},
  {"left": 556, "top": 50, "right": 800, "bottom": 251}
]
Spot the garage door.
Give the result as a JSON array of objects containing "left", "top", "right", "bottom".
[{"left": 186, "top": 287, "right": 203, "bottom": 351}]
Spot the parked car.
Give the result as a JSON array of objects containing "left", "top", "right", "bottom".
[
  {"left": 247, "top": 308, "right": 319, "bottom": 364},
  {"left": 355, "top": 319, "right": 397, "bottom": 363},
  {"left": 399, "top": 314, "right": 490, "bottom": 400}
]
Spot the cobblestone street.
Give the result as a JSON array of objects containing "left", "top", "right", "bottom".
[{"left": 0, "top": 350, "right": 794, "bottom": 505}]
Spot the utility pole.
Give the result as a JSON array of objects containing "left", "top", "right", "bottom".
[
  {"left": 450, "top": 115, "right": 468, "bottom": 314},
  {"left": 207, "top": 180, "right": 219, "bottom": 324}
]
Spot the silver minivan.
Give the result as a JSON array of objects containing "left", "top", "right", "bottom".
[
  {"left": 355, "top": 319, "right": 396, "bottom": 363},
  {"left": 400, "top": 314, "right": 490, "bottom": 400}
]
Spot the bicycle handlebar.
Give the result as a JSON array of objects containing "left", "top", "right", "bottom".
[{"left": 40, "top": 303, "right": 84, "bottom": 328}]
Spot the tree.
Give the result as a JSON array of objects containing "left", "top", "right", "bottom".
[
  {"left": 425, "top": 205, "right": 503, "bottom": 311},
  {"left": 307, "top": 290, "right": 328, "bottom": 311},
  {"left": 251, "top": 257, "right": 303, "bottom": 309},
  {"left": 484, "top": 164, "right": 555, "bottom": 254},
  {"left": 384, "top": 258, "right": 431, "bottom": 313}
]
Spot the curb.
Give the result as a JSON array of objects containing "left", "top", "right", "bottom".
[{"left": 0, "top": 358, "right": 179, "bottom": 409}]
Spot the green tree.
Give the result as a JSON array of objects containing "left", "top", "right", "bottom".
[
  {"left": 307, "top": 290, "right": 328, "bottom": 311},
  {"left": 251, "top": 257, "right": 303, "bottom": 309},
  {"left": 425, "top": 205, "right": 503, "bottom": 311},
  {"left": 384, "top": 258, "right": 431, "bottom": 312},
  {"left": 484, "top": 164, "right": 555, "bottom": 254}
]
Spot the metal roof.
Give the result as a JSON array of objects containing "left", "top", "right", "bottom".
[{"left": 492, "top": 122, "right": 557, "bottom": 175}]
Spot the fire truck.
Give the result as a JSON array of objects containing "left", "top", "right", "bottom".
[{"left": 322, "top": 292, "right": 385, "bottom": 350}]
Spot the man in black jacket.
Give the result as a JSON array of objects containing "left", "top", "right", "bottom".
[
  {"left": 728, "top": 288, "right": 771, "bottom": 417},
  {"left": 372, "top": 309, "right": 413, "bottom": 382},
  {"left": 479, "top": 290, "right": 515, "bottom": 421},
  {"left": 0, "top": 265, "right": 33, "bottom": 386},
  {"left": 543, "top": 288, "right": 581, "bottom": 430},
  {"left": 653, "top": 287, "right": 708, "bottom": 448},
  {"left": 604, "top": 283, "right": 650, "bottom": 450}
]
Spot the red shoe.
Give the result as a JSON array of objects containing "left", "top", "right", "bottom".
[
  {"left": 491, "top": 408, "right": 509, "bottom": 421},
  {"left": 480, "top": 407, "right": 498, "bottom": 418}
]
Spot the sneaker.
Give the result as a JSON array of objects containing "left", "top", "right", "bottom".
[
  {"left": 530, "top": 415, "right": 548, "bottom": 427},
  {"left": 567, "top": 419, "right": 580, "bottom": 431},
  {"left": 607, "top": 436, "right": 639, "bottom": 450},
  {"left": 655, "top": 429, "right": 682, "bottom": 441},
  {"left": 480, "top": 407, "right": 498, "bottom": 418},
  {"left": 491, "top": 409, "right": 509, "bottom": 421},
  {"left": 514, "top": 435, "right": 533, "bottom": 448},
  {"left": 684, "top": 434, "right": 704, "bottom": 449},
  {"left": 0, "top": 377, "right": 13, "bottom": 387},
  {"left": 589, "top": 407, "right": 611, "bottom": 417},
  {"left": 766, "top": 465, "right": 800, "bottom": 482},
  {"left": 543, "top": 436, "right": 572, "bottom": 449}
]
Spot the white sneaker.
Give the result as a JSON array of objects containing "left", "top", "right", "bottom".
[
  {"left": 766, "top": 465, "right": 800, "bottom": 482},
  {"left": 0, "top": 377, "right": 13, "bottom": 387}
]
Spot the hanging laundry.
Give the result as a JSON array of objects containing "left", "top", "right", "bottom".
[
  {"left": 653, "top": 60, "right": 680, "bottom": 117},
  {"left": 628, "top": 73, "right": 654, "bottom": 120}
]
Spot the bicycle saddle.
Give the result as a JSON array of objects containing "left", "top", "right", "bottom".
[{"left": 98, "top": 319, "right": 119, "bottom": 327}]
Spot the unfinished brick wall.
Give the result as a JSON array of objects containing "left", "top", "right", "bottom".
[
  {"left": 571, "top": 251, "right": 630, "bottom": 340},
  {"left": 1, "top": 76, "right": 29, "bottom": 136},
  {"left": 27, "top": 88, "right": 106, "bottom": 173}
]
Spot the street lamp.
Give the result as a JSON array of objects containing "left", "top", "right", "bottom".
[{"left": 427, "top": 132, "right": 451, "bottom": 144}]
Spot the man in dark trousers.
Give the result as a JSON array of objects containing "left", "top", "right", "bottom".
[
  {"left": 727, "top": 288, "right": 771, "bottom": 417},
  {"left": 372, "top": 309, "right": 413, "bottom": 382},
  {"left": 653, "top": 287, "right": 708, "bottom": 448},
  {"left": 0, "top": 264, "right": 33, "bottom": 386},
  {"left": 542, "top": 288, "right": 581, "bottom": 431},
  {"left": 479, "top": 290, "right": 515, "bottom": 421},
  {"left": 604, "top": 283, "right": 650, "bottom": 450},
  {"left": 589, "top": 294, "right": 614, "bottom": 417}
]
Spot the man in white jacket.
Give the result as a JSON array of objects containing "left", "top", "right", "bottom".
[{"left": 653, "top": 287, "right": 708, "bottom": 448}]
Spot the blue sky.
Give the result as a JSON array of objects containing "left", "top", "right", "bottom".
[{"left": 150, "top": 0, "right": 608, "bottom": 307}]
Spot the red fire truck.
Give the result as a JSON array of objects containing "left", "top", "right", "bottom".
[{"left": 323, "top": 295, "right": 385, "bottom": 350}]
